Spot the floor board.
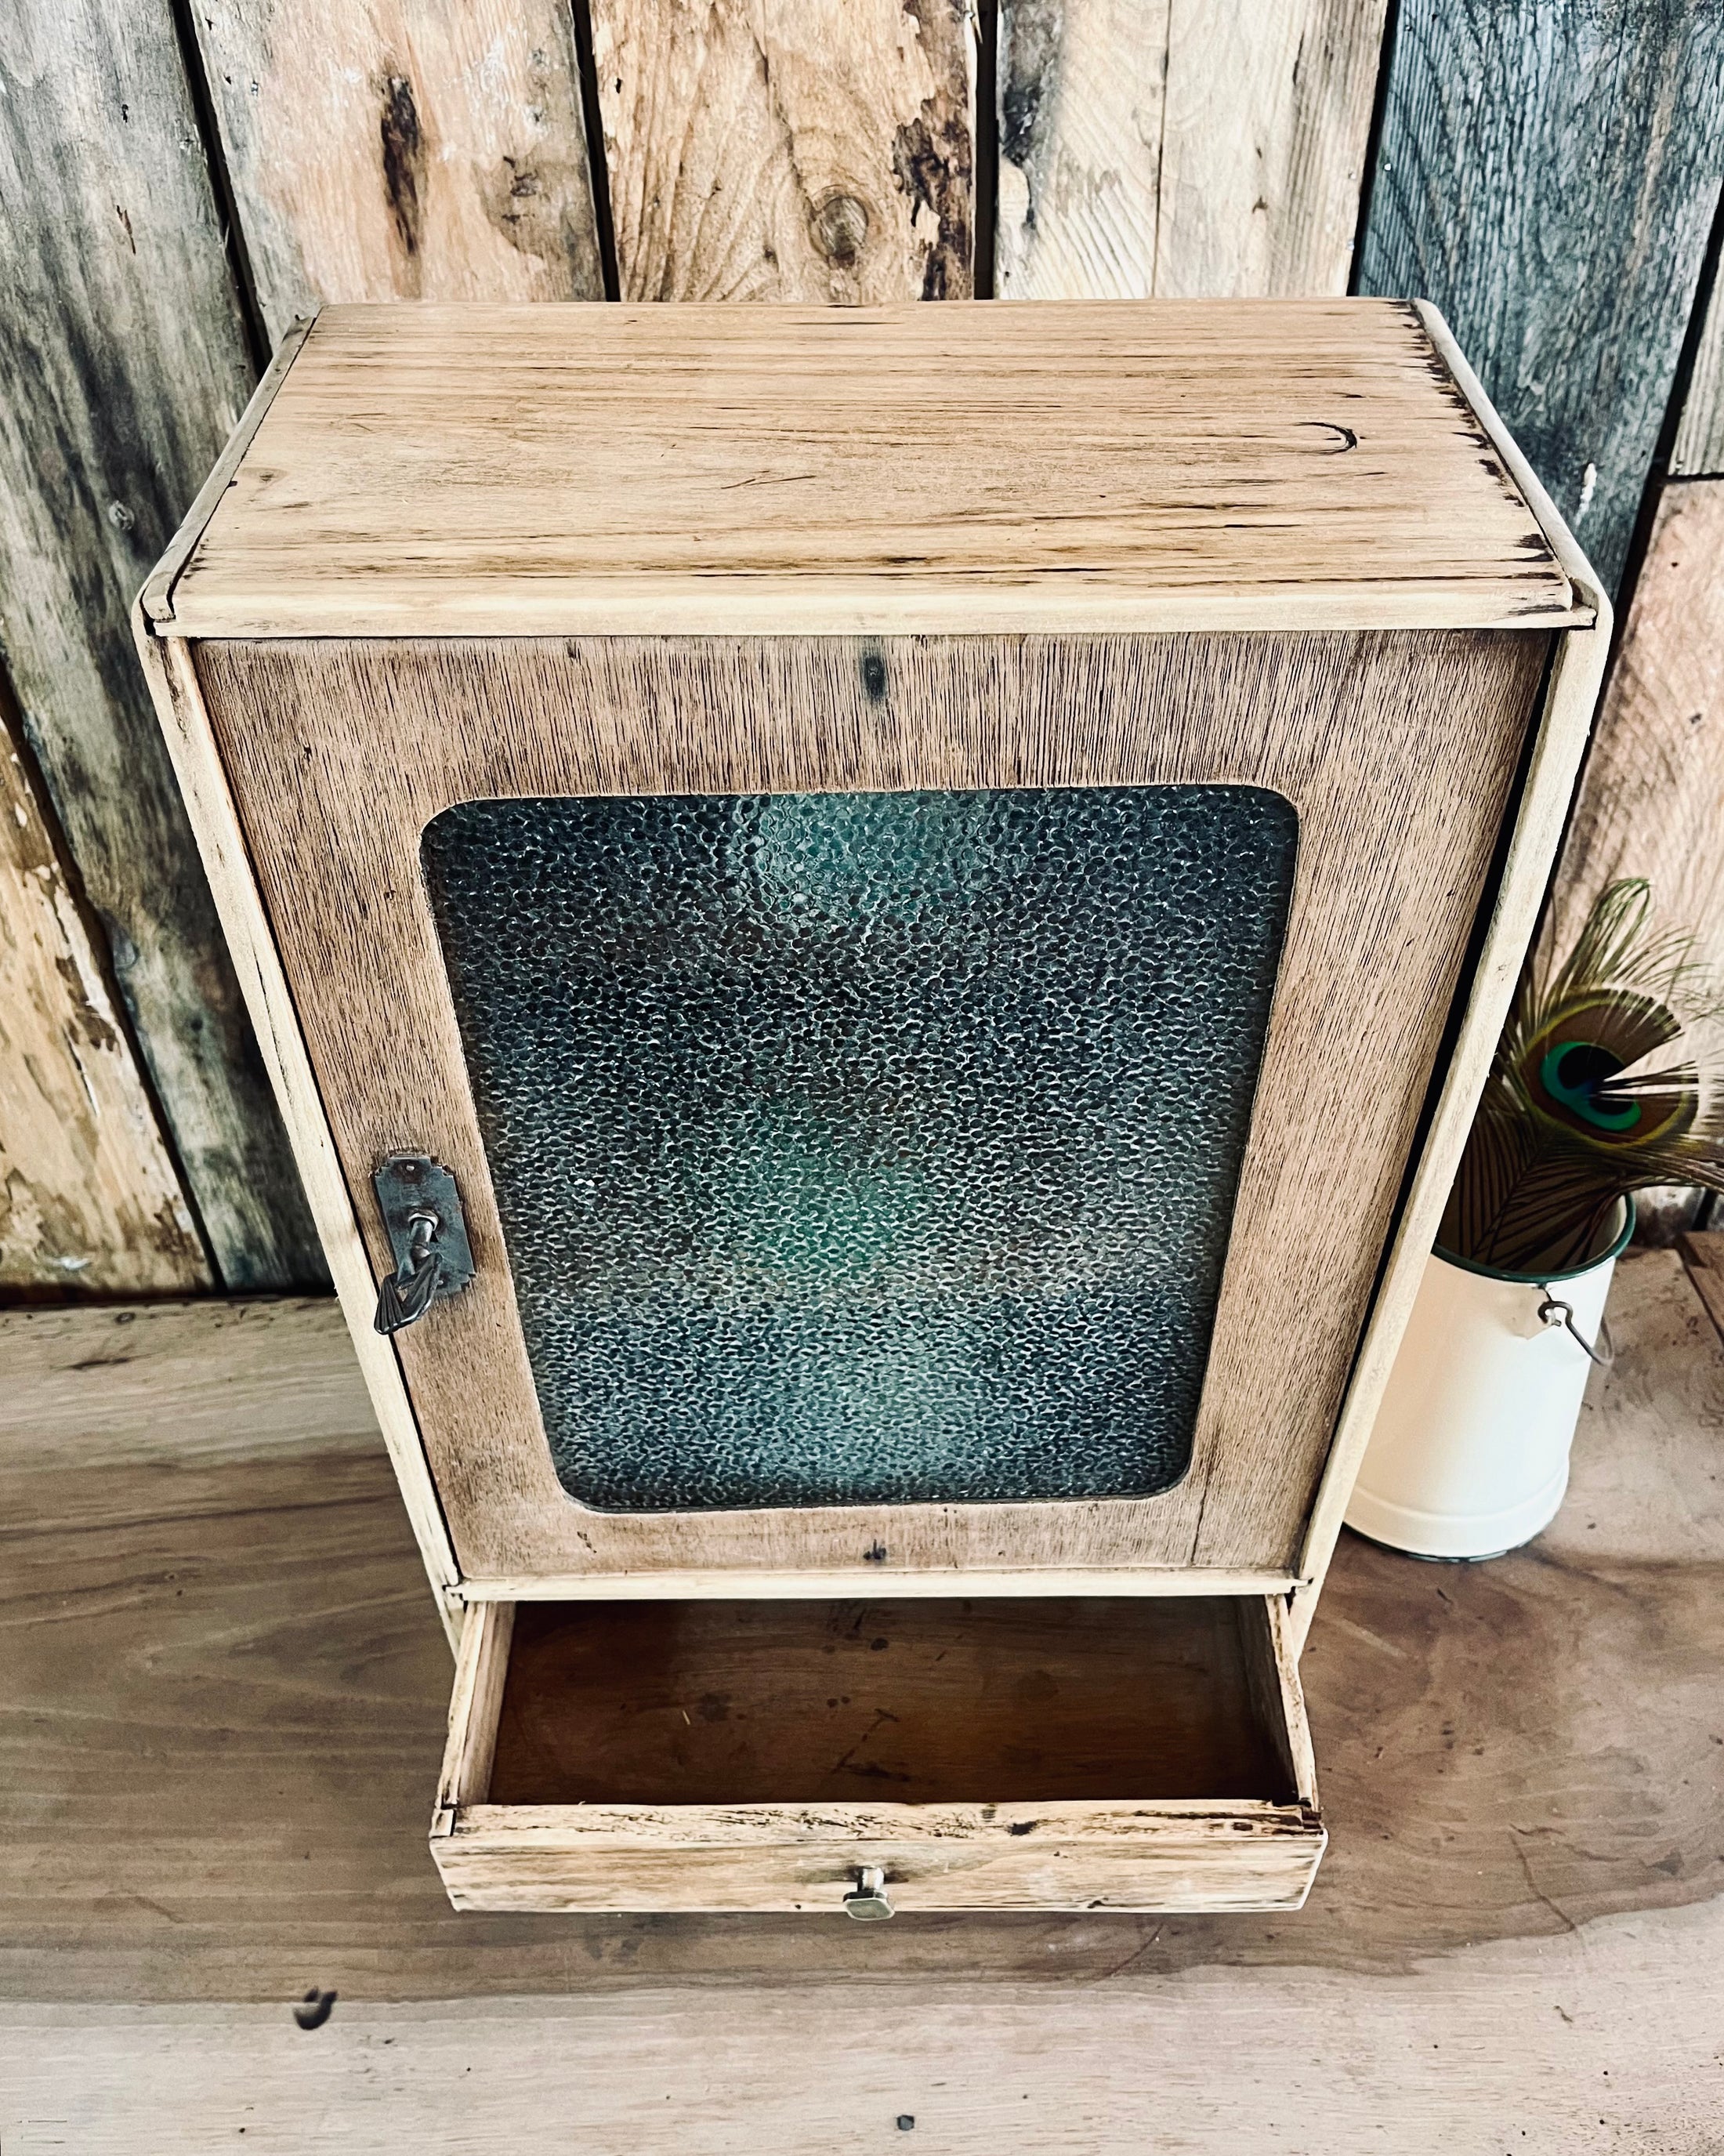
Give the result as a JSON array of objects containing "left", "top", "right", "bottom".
[{"left": 0, "top": 1252, "right": 1719, "bottom": 2148}]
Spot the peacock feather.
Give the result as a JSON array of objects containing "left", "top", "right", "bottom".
[{"left": 1441, "top": 879, "right": 1724, "bottom": 1274}]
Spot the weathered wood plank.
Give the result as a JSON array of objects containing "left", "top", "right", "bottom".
[
  {"left": 188, "top": 0, "right": 603, "bottom": 343},
  {"left": 1548, "top": 481, "right": 1724, "bottom": 982},
  {"left": 1357, "top": 0, "right": 1724, "bottom": 593},
  {"left": 0, "top": 0, "right": 324, "bottom": 1288},
  {"left": 4, "top": 1919, "right": 1723, "bottom": 2155},
  {"left": 591, "top": 0, "right": 976, "bottom": 302},
  {"left": 0, "top": 1295, "right": 374, "bottom": 1472},
  {"left": 1671, "top": 272, "right": 1724, "bottom": 476},
  {"left": 998, "top": 0, "right": 1388, "bottom": 300},
  {"left": 0, "top": 701, "right": 208, "bottom": 1294}
]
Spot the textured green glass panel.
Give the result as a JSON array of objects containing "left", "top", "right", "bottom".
[{"left": 422, "top": 787, "right": 1296, "bottom": 1512}]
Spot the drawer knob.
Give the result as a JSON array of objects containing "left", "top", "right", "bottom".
[{"left": 842, "top": 1866, "right": 894, "bottom": 1921}]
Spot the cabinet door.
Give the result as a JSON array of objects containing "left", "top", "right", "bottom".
[{"left": 195, "top": 628, "right": 1548, "bottom": 1590}]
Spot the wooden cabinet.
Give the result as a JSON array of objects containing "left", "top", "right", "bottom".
[{"left": 136, "top": 299, "right": 1608, "bottom": 1915}]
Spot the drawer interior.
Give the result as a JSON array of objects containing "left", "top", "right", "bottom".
[{"left": 485, "top": 1594, "right": 1306, "bottom": 1807}]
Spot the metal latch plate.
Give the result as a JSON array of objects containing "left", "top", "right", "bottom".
[{"left": 374, "top": 1153, "right": 475, "bottom": 1301}]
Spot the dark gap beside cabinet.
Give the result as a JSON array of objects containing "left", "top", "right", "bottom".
[
  {"left": 487, "top": 1596, "right": 1294, "bottom": 1806},
  {"left": 422, "top": 784, "right": 1297, "bottom": 1513}
]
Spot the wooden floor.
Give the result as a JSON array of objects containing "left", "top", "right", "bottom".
[{"left": 1, "top": 1248, "right": 1721, "bottom": 2151}]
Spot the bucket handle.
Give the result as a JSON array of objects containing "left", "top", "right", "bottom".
[{"left": 1534, "top": 1291, "right": 1614, "bottom": 1369}]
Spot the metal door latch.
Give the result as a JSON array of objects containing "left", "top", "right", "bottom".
[
  {"left": 842, "top": 1866, "right": 895, "bottom": 1921},
  {"left": 372, "top": 1154, "right": 475, "bottom": 1336}
]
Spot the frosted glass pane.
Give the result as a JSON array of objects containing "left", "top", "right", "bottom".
[{"left": 422, "top": 787, "right": 1296, "bottom": 1512}]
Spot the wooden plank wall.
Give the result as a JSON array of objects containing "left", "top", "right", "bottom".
[
  {"left": 1672, "top": 275, "right": 1724, "bottom": 481},
  {"left": 0, "top": 694, "right": 209, "bottom": 1295},
  {"left": 4, "top": 0, "right": 1724, "bottom": 1292},
  {"left": 188, "top": 0, "right": 605, "bottom": 340},
  {"left": 1550, "top": 482, "right": 1724, "bottom": 979},
  {"left": 592, "top": 0, "right": 977, "bottom": 301},
  {"left": 997, "top": 0, "right": 1387, "bottom": 299},
  {"left": 1356, "top": 0, "right": 1724, "bottom": 598},
  {"left": 0, "top": 0, "right": 321, "bottom": 1290}
]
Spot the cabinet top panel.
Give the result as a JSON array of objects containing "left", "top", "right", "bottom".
[{"left": 154, "top": 299, "right": 1585, "bottom": 639}]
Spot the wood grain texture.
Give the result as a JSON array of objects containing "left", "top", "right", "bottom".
[
  {"left": 433, "top": 1802, "right": 1325, "bottom": 1914},
  {"left": 4, "top": 1913, "right": 1720, "bottom": 2154},
  {"left": 592, "top": 0, "right": 975, "bottom": 303},
  {"left": 1548, "top": 481, "right": 1724, "bottom": 980},
  {"left": 189, "top": 0, "right": 603, "bottom": 342},
  {"left": 462, "top": 1567, "right": 1299, "bottom": 1601},
  {"left": 997, "top": 0, "right": 1387, "bottom": 302},
  {"left": 0, "top": 1295, "right": 371, "bottom": 1473},
  {"left": 0, "top": 0, "right": 321, "bottom": 1289},
  {"left": 0, "top": 1247, "right": 1717, "bottom": 2047},
  {"left": 1240, "top": 1592, "right": 1317, "bottom": 1806},
  {"left": 487, "top": 1598, "right": 1295, "bottom": 1804},
  {"left": 0, "top": 708, "right": 207, "bottom": 1293},
  {"left": 435, "top": 1599, "right": 513, "bottom": 1817},
  {"left": 194, "top": 628, "right": 1548, "bottom": 1585},
  {"left": 139, "top": 319, "right": 315, "bottom": 630},
  {"left": 1356, "top": 0, "right": 1724, "bottom": 595},
  {"left": 1672, "top": 271, "right": 1724, "bottom": 476},
  {"left": 161, "top": 301, "right": 1582, "bottom": 639},
  {"left": 133, "top": 627, "right": 462, "bottom": 1636}
]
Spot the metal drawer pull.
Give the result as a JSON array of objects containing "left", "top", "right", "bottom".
[
  {"left": 372, "top": 1154, "right": 476, "bottom": 1336},
  {"left": 843, "top": 1867, "right": 894, "bottom": 1921}
]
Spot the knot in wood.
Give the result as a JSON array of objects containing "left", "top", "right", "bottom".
[{"left": 810, "top": 191, "right": 870, "bottom": 268}]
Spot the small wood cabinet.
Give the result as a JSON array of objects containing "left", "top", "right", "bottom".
[{"left": 137, "top": 299, "right": 1607, "bottom": 1917}]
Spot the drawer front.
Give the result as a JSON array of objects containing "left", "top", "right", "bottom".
[
  {"left": 432, "top": 1803, "right": 1326, "bottom": 1915},
  {"left": 431, "top": 1596, "right": 1324, "bottom": 1916}
]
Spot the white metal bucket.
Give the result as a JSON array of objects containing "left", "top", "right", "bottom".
[{"left": 1346, "top": 1201, "right": 1632, "bottom": 1560}]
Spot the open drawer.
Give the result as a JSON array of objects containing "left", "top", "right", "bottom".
[{"left": 431, "top": 1594, "right": 1325, "bottom": 1915}]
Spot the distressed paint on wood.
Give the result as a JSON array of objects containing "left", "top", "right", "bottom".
[
  {"left": 1356, "top": 0, "right": 1724, "bottom": 594},
  {"left": 0, "top": 0, "right": 324, "bottom": 1288},
  {"left": 997, "top": 0, "right": 1388, "bottom": 300},
  {"left": 189, "top": 0, "right": 604, "bottom": 343},
  {"left": 1672, "top": 270, "right": 1724, "bottom": 476},
  {"left": 591, "top": 0, "right": 976, "bottom": 302},
  {"left": 0, "top": 707, "right": 208, "bottom": 1294},
  {"left": 1549, "top": 480, "right": 1724, "bottom": 982}
]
